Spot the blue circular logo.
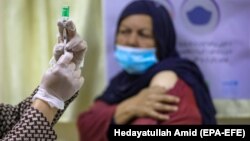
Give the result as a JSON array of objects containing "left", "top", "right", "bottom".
[{"left": 181, "top": 0, "right": 220, "bottom": 34}]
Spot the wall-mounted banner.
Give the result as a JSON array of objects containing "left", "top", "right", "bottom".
[{"left": 103, "top": 0, "right": 250, "bottom": 118}]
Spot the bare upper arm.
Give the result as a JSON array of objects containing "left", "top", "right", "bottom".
[{"left": 149, "top": 71, "right": 178, "bottom": 90}]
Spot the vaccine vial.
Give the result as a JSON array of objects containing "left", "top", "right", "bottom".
[
  {"left": 62, "top": 6, "right": 70, "bottom": 21},
  {"left": 61, "top": 6, "right": 70, "bottom": 44}
]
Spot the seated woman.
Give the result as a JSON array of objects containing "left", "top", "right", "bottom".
[{"left": 77, "top": 0, "right": 217, "bottom": 141}]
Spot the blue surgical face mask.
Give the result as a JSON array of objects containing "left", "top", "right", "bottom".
[{"left": 114, "top": 45, "right": 158, "bottom": 74}]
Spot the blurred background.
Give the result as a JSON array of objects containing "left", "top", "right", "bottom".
[
  {"left": 0, "top": 0, "right": 249, "bottom": 140},
  {"left": 0, "top": 0, "right": 106, "bottom": 140}
]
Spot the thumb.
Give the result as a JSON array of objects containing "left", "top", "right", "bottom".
[
  {"left": 57, "top": 51, "right": 73, "bottom": 65},
  {"left": 65, "top": 20, "right": 76, "bottom": 39}
]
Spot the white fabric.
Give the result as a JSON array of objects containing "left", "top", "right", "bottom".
[{"left": 32, "top": 88, "right": 65, "bottom": 110}]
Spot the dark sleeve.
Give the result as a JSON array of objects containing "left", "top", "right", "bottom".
[
  {"left": 0, "top": 88, "right": 39, "bottom": 139},
  {"left": 1, "top": 107, "right": 57, "bottom": 140},
  {"left": 77, "top": 100, "right": 117, "bottom": 141},
  {"left": 131, "top": 79, "right": 202, "bottom": 125},
  {"left": 0, "top": 103, "right": 20, "bottom": 138},
  {"left": 0, "top": 87, "right": 78, "bottom": 140}
]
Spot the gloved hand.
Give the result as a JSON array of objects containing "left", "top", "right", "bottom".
[
  {"left": 37, "top": 51, "right": 84, "bottom": 107},
  {"left": 53, "top": 20, "right": 87, "bottom": 69}
]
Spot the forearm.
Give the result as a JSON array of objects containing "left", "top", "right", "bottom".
[
  {"left": 31, "top": 99, "right": 58, "bottom": 123},
  {"left": 50, "top": 92, "right": 78, "bottom": 126},
  {"left": 31, "top": 88, "right": 79, "bottom": 126}
]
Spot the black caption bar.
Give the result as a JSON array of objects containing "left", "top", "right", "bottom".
[{"left": 108, "top": 125, "right": 250, "bottom": 141}]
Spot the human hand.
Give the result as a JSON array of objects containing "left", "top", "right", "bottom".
[
  {"left": 114, "top": 86, "right": 180, "bottom": 124},
  {"left": 40, "top": 51, "right": 84, "bottom": 102},
  {"left": 53, "top": 20, "right": 87, "bottom": 69}
]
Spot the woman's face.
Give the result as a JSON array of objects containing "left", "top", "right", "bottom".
[{"left": 116, "top": 14, "right": 156, "bottom": 49}]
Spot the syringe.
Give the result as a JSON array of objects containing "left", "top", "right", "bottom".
[
  {"left": 61, "top": 6, "right": 70, "bottom": 44},
  {"left": 49, "top": 5, "right": 70, "bottom": 67}
]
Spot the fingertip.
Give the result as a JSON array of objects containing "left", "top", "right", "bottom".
[
  {"left": 79, "top": 77, "right": 84, "bottom": 87},
  {"left": 175, "top": 97, "right": 180, "bottom": 103},
  {"left": 174, "top": 106, "right": 178, "bottom": 111},
  {"left": 66, "top": 20, "right": 74, "bottom": 27},
  {"left": 166, "top": 94, "right": 180, "bottom": 103},
  {"left": 57, "top": 51, "right": 73, "bottom": 65},
  {"left": 157, "top": 114, "right": 169, "bottom": 121},
  {"left": 57, "top": 19, "right": 64, "bottom": 27},
  {"left": 80, "top": 76, "right": 84, "bottom": 83},
  {"left": 54, "top": 43, "right": 64, "bottom": 51},
  {"left": 66, "top": 20, "right": 76, "bottom": 34}
]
